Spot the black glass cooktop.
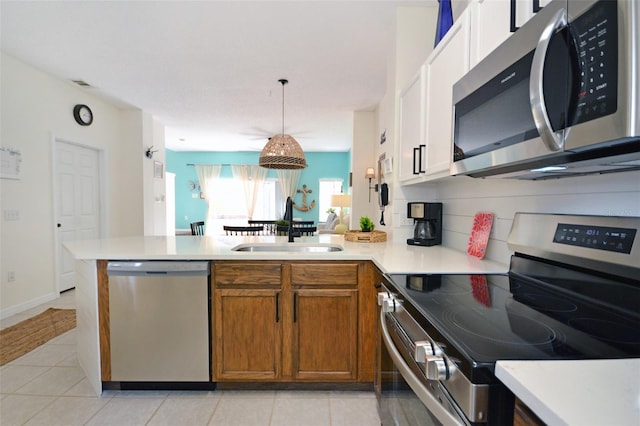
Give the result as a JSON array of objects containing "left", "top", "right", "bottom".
[{"left": 385, "top": 257, "right": 640, "bottom": 379}]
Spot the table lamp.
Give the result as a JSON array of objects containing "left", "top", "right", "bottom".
[{"left": 331, "top": 194, "right": 351, "bottom": 234}]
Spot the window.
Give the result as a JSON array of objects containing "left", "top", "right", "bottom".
[
  {"left": 318, "top": 179, "right": 344, "bottom": 222},
  {"left": 209, "top": 178, "right": 282, "bottom": 233}
]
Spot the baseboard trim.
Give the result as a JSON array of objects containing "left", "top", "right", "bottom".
[{"left": 0, "top": 292, "right": 58, "bottom": 320}]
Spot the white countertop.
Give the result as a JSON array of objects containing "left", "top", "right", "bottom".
[
  {"left": 63, "top": 234, "right": 509, "bottom": 275},
  {"left": 496, "top": 359, "right": 640, "bottom": 425}
]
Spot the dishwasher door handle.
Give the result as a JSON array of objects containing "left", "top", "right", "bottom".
[{"left": 107, "top": 261, "right": 210, "bottom": 276}]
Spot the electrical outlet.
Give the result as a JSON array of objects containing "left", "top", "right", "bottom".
[
  {"left": 7, "top": 271, "right": 15, "bottom": 282},
  {"left": 4, "top": 209, "right": 19, "bottom": 221},
  {"left": 184, "top": 215, "right": 189, "bottom": 221}
]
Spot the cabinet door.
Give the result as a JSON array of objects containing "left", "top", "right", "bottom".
[
  {"left": 398, "top": 67, "right": 426, "bottom": 182},
  {"left": 423, "top": 10, "right": 471, "bottom": 179},
  {"left": 470, "top": 0, "right": 512, "bottom": 67},
  {"left": 512, "top": 0, "right": 551, "bottom": 32},
  {"left": 292, "top": 289, "right": 358, "bottom": 381},
  {"left": 213, "top": 289, "right": 282, "bottom": 380}
]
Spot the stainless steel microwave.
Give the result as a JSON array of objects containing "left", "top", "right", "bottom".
[{"left": 451, "top": 0, "right": 639, "bottom": 180}]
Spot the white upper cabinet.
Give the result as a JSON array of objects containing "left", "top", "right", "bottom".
[
  {"left": 398, "top": 7, "right": 472, "bottom": 184},
  {"left": 512, "top": 0, "right": 552, "bottom": 32},
  {"left": 423, "top": 9, "right": 472, "bottom": 180},
  {"left": 398, "top": 67, "right": 426, "bottom": 183},
  {"left": 469, "top": 0, "right": 512, "bottom": 68}
]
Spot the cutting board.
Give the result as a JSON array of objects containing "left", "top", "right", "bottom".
[{"left": 467, "top": 212, "right": 494, "bottom": 259}]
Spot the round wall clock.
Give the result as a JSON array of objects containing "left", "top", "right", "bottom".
[{"left": 73, "top": 104, "right": 93, "bottom": 126}]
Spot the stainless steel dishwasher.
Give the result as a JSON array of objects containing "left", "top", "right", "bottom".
[{"left": 107, "top": 261, "right": 210, "bottom": 384}]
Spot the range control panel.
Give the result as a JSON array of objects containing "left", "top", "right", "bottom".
[{"left": 553, "top": 223, "right": 636, "bottom": 254}]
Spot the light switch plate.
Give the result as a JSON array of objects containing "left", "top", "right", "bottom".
[{"left": 4, "top": 209, "right": 19, "bottom": 221}]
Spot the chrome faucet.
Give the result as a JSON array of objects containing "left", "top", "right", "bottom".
[{"left": 285, "top": 197, "right": 300, "bottom": 243}]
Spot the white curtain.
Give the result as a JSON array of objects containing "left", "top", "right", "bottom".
[
  {"left": 195, "top": 164, "right": 222, "bottom": 235},
  {"left": 276, "top": 169, "right": 301, "bottom": 219},
  {"left": 231, "top": 165, "right": 267, "bottom": 220},
  {"left": 276, "top": 169, "right": 301, "bottom": 199}
]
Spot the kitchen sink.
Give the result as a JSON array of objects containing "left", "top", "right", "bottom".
[{"left": 232, "top": 243, "right": 343, "bottom": 252}]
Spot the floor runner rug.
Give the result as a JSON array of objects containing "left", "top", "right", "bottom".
[{"left": 0, "top": 308, "right": 76, "bottom": 366}]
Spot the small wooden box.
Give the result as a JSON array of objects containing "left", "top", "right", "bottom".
[{"left": 344, "top": 230, "right": 387, "bottom": 243}]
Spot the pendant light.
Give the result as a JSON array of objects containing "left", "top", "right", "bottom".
[{"left": 259, "top": 79, "right": 307, "bottom": 169}]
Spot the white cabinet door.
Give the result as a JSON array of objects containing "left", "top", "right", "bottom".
[
  {"left": 398, "top": 67, "right": 426, "bottom": 183},
  {"left": 423, "top": 9, "right": 471, "bottom": 180},
  {"left": 513, "top": 0, "right": 551, "bottom": 31},
  {"left": 469, "top": 0, "right": 512, "bottom": 68}
]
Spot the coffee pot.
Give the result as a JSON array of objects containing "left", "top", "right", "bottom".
[{"left": 406, "top": 202, "right": 442, "bottom": 247}]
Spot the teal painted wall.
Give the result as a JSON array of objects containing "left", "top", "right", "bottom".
[{"left": 166, "top": 150, "right": 350, "bottom": 230}]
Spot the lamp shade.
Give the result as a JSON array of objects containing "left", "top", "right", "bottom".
[
  {"left": 365, "top": 167, "right": 375, "bottom": 179},
  {"left": 331, "top": 194, "right": 351, "bottom": 208},
  {"left": 259, "top": 134, "right": 307, "bottom": 169}
]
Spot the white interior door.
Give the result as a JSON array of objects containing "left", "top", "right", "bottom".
[{"left": 55, "top": 141, "right": 101, "bottom": 292}]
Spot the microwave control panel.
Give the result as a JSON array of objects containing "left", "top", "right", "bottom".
[{"left": 571, "top": 0, "right": 618, "bottom": 125}]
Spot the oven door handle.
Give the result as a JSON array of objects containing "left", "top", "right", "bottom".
[{"left": 380, "top": 310, "right": 465, "bottom": 426}]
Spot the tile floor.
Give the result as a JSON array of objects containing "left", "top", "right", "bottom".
[{"left": 1, "top": 290, "right": 381, "bottom": 425}]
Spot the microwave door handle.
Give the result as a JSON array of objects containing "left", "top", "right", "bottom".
[{"left": 529, "top": 7, "right": 566, "bottom": 152}]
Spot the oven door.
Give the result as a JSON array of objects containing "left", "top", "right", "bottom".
[{"left": 378, "top": 304, "right": 468, "bottom": 425}]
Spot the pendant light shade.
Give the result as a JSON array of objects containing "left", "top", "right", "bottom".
[{"left": 259, "top": 79, "right": 307, "bottom": 169}]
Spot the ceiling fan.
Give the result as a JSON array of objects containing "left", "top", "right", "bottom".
[{"left": 240, "top": 127, "right": 314, "bottom": 141}]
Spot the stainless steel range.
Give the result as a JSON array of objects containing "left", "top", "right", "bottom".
[{"left": 377, "top": 213, "right": 640, "bottom": 425}]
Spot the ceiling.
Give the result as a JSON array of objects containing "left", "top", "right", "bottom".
[{"left": 1, "top": 0, "right": 435, "bottom": 153}]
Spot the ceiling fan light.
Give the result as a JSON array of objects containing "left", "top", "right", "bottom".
[{"left": 259, "top": 134, "right": 307, "bottom": 169}]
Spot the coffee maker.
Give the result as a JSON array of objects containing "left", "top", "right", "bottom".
[{"left": 406, "top": 202, "right": 442, "bottom": 246}]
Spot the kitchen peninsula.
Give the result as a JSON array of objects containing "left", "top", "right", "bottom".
[{"left": 64, "top": 233, "right": 508, "bottom": 397}]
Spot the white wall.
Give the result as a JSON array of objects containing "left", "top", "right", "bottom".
[
  {"left": 374, "top": 5, "right": 440, "bottom": 242},
  {"left": 351, "top": 111, "right": 378, "bottom": 228},
  {"left": 0, "top": 53, "right": 165, "bottom": 317}
]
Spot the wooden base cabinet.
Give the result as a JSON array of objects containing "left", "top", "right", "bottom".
[
  {"left": 212, "top": 262, "right": 283, "bottom": 381},
  {"left": 291, "top": 261, "right": 360, "bottom": 380},
  {"left": 293, "top": 289, "right": 357, "bottom": 380},
  {"left": 212, "top": 261, "right": 376, "bottom": 384},
  {"left": 213, "top": 289, "right": 282, "bottom": 380}
]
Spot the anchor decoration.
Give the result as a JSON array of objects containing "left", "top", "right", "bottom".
[{"left": 293, "top": 184, "right": 316, "bottom": 212}]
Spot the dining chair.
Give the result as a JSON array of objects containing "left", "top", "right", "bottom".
[
  {"left": 295, "top": 226, "right": 317, "bottom": 236},
  {"left": 248, "top": 220, "right": 276, "bottom": 235},
  {"left": 294, "top": 220, "right": 315, "bottom": 227},
  {"left": 276, "top": 224, "right": 317, "bottom": 236},
  {"left": 190, "top": 221, "right": 205, "bottom": 236},
  {"left": 223, "top": 225, "right": 264, "bottom": 236}
]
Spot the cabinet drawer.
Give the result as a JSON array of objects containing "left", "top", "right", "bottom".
[
  {"left": 214, "top": 262, "right": 282, "bottom": 286},
  {"left": 291, "top": 263, "right": 358, "bottom": 287}
]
